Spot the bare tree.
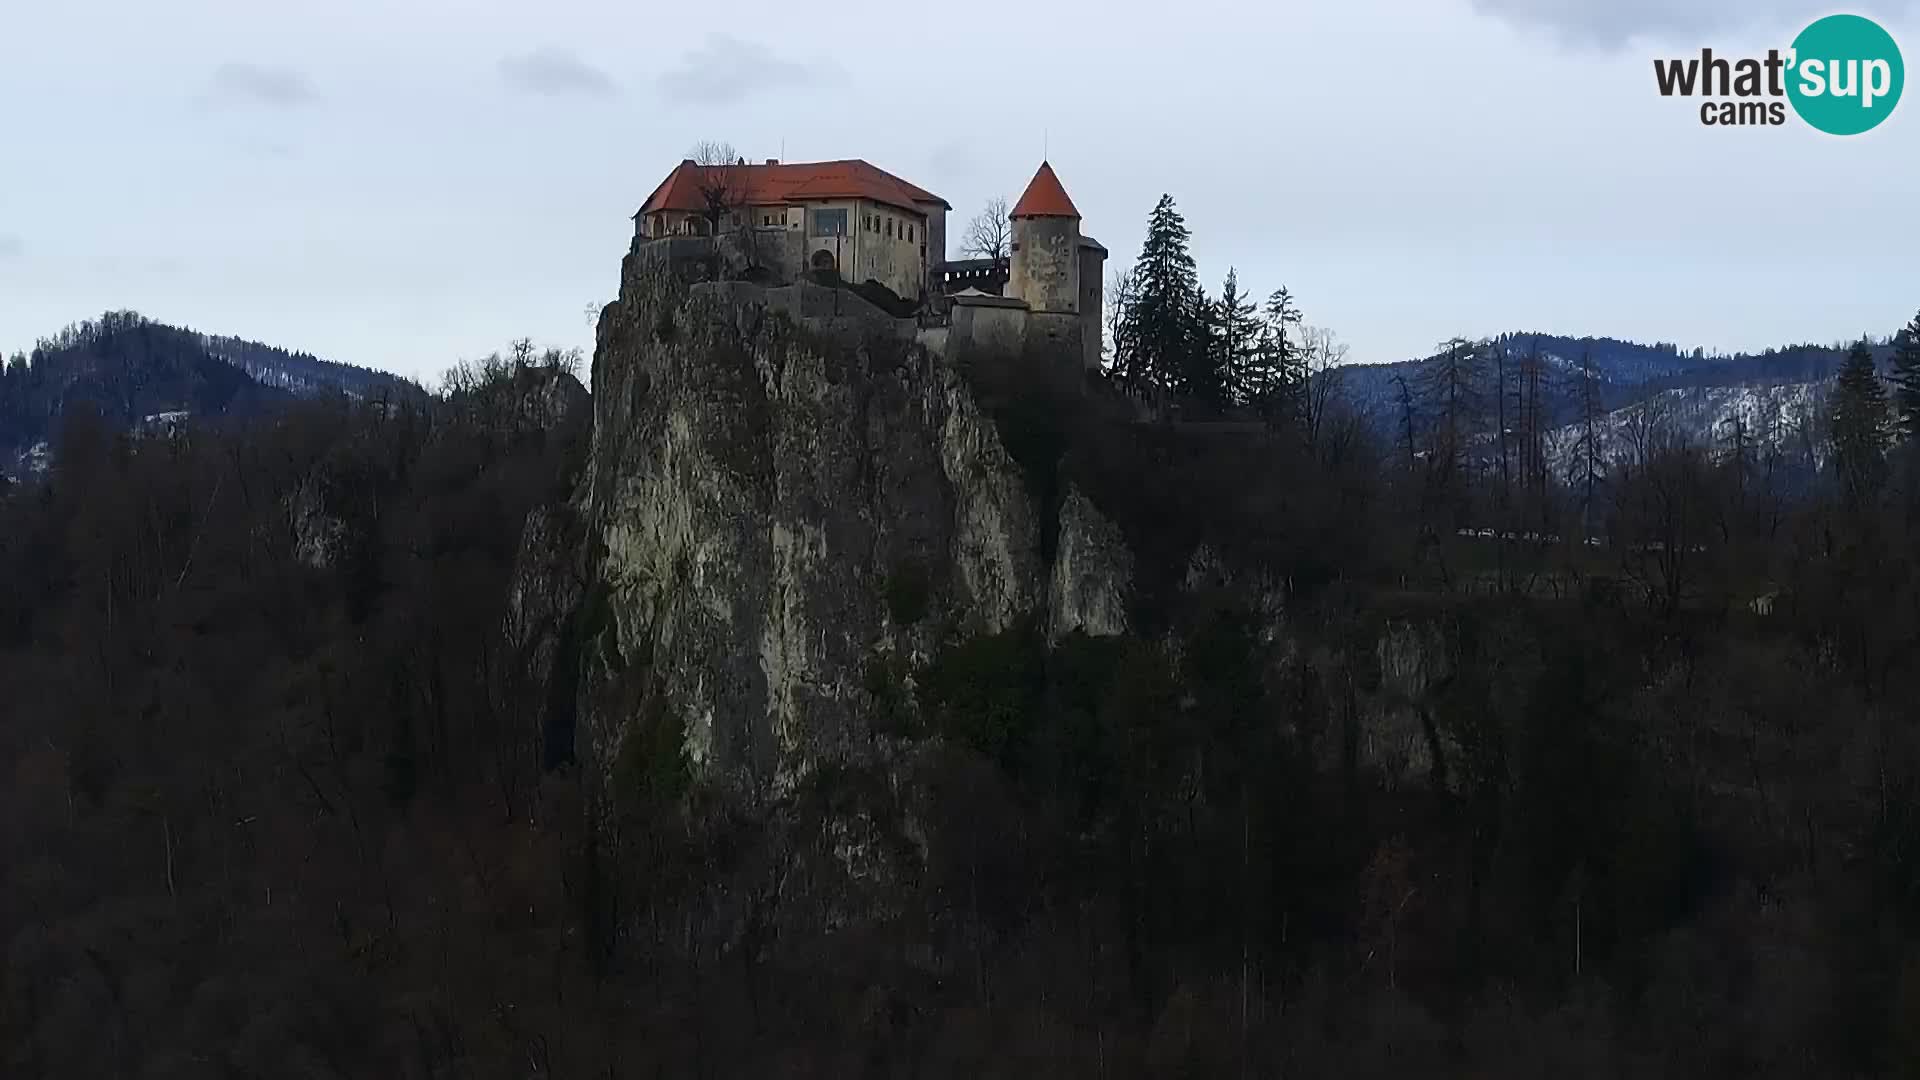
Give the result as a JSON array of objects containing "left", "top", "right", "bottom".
[
  {"left": 689, "top": 140, "right": 748, "bottom": 239},
  {"left": 1298, "top": 325, "right": 1350, "bottom": 453},
  {"left": 1620, "top": 389, "right": 1677, "bottom": 473},
  {"left": 1492, "top": 339, "right": 1512, "bottom": 510},
  {"left": 1568, "top": 352, "right": 1606, "bottom": 538},
  {"left": 1103, "top": 265, "right": 1139, "bottom": 384},
  {"left": 961, "top": 196, "right": 1012, "bottom": 262},
  {"left": 1418, "top": 337, "right": 1487, "bottom": 521},
  {"left": 689, "top": 140, "right": 773, "bottom": 278},
  {"left": 1518, "top": 339, "right": 1550, "bottom": 511},
  {"left": 1613, "top": 441, "right": 1715, "bottom": 617}
]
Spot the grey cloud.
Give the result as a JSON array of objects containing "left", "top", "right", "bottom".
[
  {"left": 657, "top": 34, "right": 830, "bottom": 106},
  {"left": 1470, "top": 0, "right": 1915, "bottom": 47},
  {"left": 207, "top": 62, "right": 316, "bottom": 107},
  {"left": 927, "top": 141, "right": 979, "bottom": 180},
  {"left": 0, "top": 234, "right": 21, "bottom": 258},
  {"left": 500, "top": 48, "right": 618, "bottom": 98}
]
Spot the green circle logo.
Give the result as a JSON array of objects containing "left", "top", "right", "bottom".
[{"left": 1787, "top": 14, "right": 1904, "bottom": 135}]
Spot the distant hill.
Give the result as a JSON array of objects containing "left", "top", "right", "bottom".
[
  {"left": 1335, "top": 333, "right": 1888, "bottom": 453},
  {"left": 1, "top": 311, "right": 424, "bottom": 475}
]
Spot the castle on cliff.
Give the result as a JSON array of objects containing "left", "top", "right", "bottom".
[{"left": 634, "top": 158, "right": 1106, "bottom": 372}]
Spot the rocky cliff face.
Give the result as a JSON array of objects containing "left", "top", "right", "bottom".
[
  {"left": 516, "top": 245, "right": 1461, "bottom": 807},
  {"left": 1365, "top": 619, "right": 1455, "bottom": 789},
  {"left": 566, "top": 252, "right": 1133, "bottom": 800}
]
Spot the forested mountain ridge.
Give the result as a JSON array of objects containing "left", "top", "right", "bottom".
[
  {"left": 1355, "top": 333, "right": 1879, "bottom": 394},
  {"left": 0, "top": 311, "right": 424, "bottom": 475},
  {"left": 197, "top": 328, "right": 424, "bottom": 401}
]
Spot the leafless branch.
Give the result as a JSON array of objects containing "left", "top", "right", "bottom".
[
  {"left": 961, "top": 196, "right": 1011, "bottom": 261},
  {"left": 688, "top": 140, "right": 747, "bottom": 236}
]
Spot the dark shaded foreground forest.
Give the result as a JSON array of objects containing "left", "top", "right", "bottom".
[{"left": 6, "top": 337, "right": 1920, "bottom": 1079}]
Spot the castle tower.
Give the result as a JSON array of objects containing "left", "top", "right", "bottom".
[{"left": 1008, "top": 162, "right": 1082, "bottom": 316}]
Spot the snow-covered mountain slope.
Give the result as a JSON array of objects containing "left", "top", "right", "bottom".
[
  {"left": 1333, "top": 333, "right": 1899, "bottom": 476},
  {"left": 1545, "top": 381, "right": 1829, "bottom": 481}
]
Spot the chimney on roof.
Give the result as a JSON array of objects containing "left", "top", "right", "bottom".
[{"left": 765, "top": 158, "right": 779, "bottom": 165}]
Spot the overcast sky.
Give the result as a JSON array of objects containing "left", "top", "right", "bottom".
[{"left": 2, "top": 0, "right": 1915, "bottom": 381}]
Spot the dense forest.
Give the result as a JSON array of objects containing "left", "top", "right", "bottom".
[
  {"left": 0, "top": 312, "right": 425, "bottom": 469},
  {"left": 4, "top": 258, "right": 1920, "bottom": 1077},
  {"left": 0, "top": 346, "right": 591, "bottom": 1077}
]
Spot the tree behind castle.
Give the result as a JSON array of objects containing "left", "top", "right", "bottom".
[
  {"left": 1828, "top": 339, "right": 1891, "bottom": 509},
  {"left": 1209, "top": 269, "right": 1261, "bottom": 406},
  {"left": 1255, "top": 287, "right": 1306, "bottom": 425},
  {"left": 1891, "top": 309, "right": 1920, "bottom": 446},
  {"left": 1120, "top": 195, "right": 1212, "bottom": 402}
]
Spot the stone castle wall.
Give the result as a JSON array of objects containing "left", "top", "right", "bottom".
[{"left": 1008, "top": 216, "right": 1081, "bottom": 315}]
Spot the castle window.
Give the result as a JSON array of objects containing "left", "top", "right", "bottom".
[
  {"left": 812, "top": 208, "right": 848, "bottom": 236},
  {"left": 886, "top": 218, "right": 894, "bottom": 238},
  {"left": 907, "top": 225, "right": 914, "bottom": 242}
]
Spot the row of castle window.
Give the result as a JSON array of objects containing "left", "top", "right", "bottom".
[
  {"left": 654, "top": 208, "right": 919, "bottom": 244},
  {"left": 861, "top": 212, "right": 914, "bottom": 242},
  {"left": 757, "top": 211, "right": 916, "bottom": 242}
]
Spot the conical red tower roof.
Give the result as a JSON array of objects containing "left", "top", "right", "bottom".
[{"left": 1009, "top": 161, "right": 1080, "bottom": 219}]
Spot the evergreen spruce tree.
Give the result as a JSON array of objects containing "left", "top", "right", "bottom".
[
  {"left": 1125, "top": 194, "right": 1206, "bottom": 400},
  {"left": 1212, "top": 269, "right": 1262, "bottom": 407},
  {"left": 1828, "top": 339, "right": 1891, "bottom": 507},
  {"left": 1191, "top": 283, "right": 1218, "bottom": 402},
  {"left": 1891, "top": 309, "right": 1920, "bottom": 444},
  {"left": 1249, "top": 288, "right": 1305, "bottom": 425}
]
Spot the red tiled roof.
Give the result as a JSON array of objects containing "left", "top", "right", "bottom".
[
  {"left": 636, "top": 158, "right": 949, "bottom": 218},
  {"left": 1010, "top": 161, "right": 1079, "bottom": 219}
]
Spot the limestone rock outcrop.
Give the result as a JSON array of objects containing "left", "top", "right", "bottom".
[
  {"left": 575, "top": 255, "right": 1065, "bottom": 798},
  {"left": 507, "top": 240, "right": 1463, "bottom": 805}
]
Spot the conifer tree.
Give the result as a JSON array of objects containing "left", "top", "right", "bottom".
[
  {"left": 1517, "top": 339, "right": 1549, "bottom": 507},
  {"left": 1211, "top": 269, "right": 1262, "bottom": 407},
  {"left": 1191, "top": 283, "right": 1218, "bottom": 400},
  {"left": 1124, "top": 194, "right": 1205, "bottom": 399},
  {"left": 1891, "top": 309, "right": 1920, "bottom": 444},
  {"left": 1828, "top": 339, "right": 1891, "bottom": 507},
  {"left": 1250, "top": 288, "right": 1305, "bottom": 424}
]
